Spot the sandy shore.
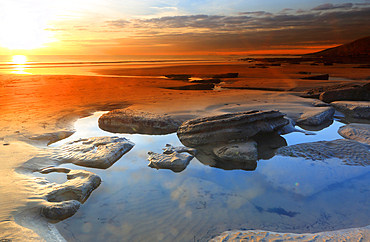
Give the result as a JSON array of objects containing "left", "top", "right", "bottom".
[{"left": 1, "top": 62, "right": 370, "bottom": 241}]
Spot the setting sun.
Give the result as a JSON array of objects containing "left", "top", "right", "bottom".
[{"left": 12, "top": 55, "right": 27, "bottom": 64}]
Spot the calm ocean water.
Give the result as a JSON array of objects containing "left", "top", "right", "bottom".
[{"left": 0, "top": 55, "right": 241, "bottom": 75}]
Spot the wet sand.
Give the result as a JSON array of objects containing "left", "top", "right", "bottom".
[{"left": 1, "top": 61, "right": 370, "bottom": 241}]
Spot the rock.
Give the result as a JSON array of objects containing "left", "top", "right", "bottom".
[
  {"left": 212, "top": 73, "right": 238, "bottom": 78},
  {"left": 319, "top": 85, "right": 370, "bottom": 103},
  {"left": 312, "top": 100, "right": 331, "bottom": 107},
  {"left": 210, "top": 227, "right": 370, "bottom": 242},
  {"left": 253, "top": 132, "right": 288, "bottom": 160},
  {"left": 189, "top": 78, "right": 221, "bottom": 84},
  {"left": 162, "top": 144, "right": 197, "bottom": 156},
  {"left": 300, "top": 83, "right": 361, "bottom": 99},
  {"left": 301, "top": 74, "right": 329, "bottom": 80},
  {"left": 166, "top": 83, "right": 215, "bottom": 90},
  {"left": 177, "top": 110, "right": 288, "bottom": 147},
  {"left": 56, "top": 136, "right": 134, "bottom": 169},
  {"left": 39, "top": 167, "right": 101, "bottom": 221},
  {"left": 276, "top": 139, "right": 370, "bottom": 166},
  {"left": 338, "top": 123, "right": 370, "bottom": 145},
  {"left": 296, "top": 106, "right": 335, "bottom": 126},
  {"left": 98, "top": 109, "right": 181, "bottom": 135},
  {"left": 30, "top": 131, "right": 75, "bottom": 145},
  {"left": 148, "top": 150, "right": 194, "bottom": 173},
  {"left": 331, "top": 101, "right": 370, "bottom": 119},
  {"left": 213, "top": 140, "right": 258, "bottom": 162},
  {"left": 165, "top": 74, "right": 191, "bottom": 80}
]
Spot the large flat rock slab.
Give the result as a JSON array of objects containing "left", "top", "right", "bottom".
[
  {"left": 331, "top": 101, "right": 370, "bottom": 119},
  {"left": 177, "top": 110, "right": 288, "bottom": 147},
  {"left": 296, "top": 106, "right": 335, "bottom": 126},
  {"left": 338, "top": 123, "right": 370, "bottom": 145},
  {"left": 276, "top": 139, "right": 370, "bottom": 166},
  {"left": 98, "top": 109, "right": 181, "bottom": 135},
  {"left": 55, "top": 136, "right": 134, "bottom": 169}
]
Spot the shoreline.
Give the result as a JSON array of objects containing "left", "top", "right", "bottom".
[{"left": 1, "top": 61, "right": 370, "bottom": 241}]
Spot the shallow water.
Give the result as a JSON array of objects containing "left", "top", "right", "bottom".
[{"left": 39, "top": 113, "right": 370, "bottom": 241}]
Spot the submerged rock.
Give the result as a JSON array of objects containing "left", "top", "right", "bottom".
[
  {"left": 276, "top": 139, "right": 370, "bottom": 166},
  {"left": 213, "top": 140, "right": 258, "bottom": 162},
  {"left": 148, "top": 150, "right": 194, "bottom": 173},
  {"left": 177, "top": 110, "right": 288, "bottom": 147},
  {"left": 331, "top": 101, "right": 370, "bottom": 119},
  {"left": 56, "top": 136, "right": 134, "bottom": 169},
  {"left": 98, "top": 109, "right": 181, "bottom": 135},
  {"left": 296, "top": 106, "right": 335, "bottom": 126},
  {"left": 29, "top": 130, "right": 75, "bottom": 145},
  {"left": 38, "top": 167, "right": 101, "bottom": 221},
  {"left": 339, "top": 123, "right": 370, "bottom": 145}
]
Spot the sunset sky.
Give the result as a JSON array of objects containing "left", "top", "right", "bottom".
[{"left": 0, "top": 0, "right": 369, "bottom": 55}]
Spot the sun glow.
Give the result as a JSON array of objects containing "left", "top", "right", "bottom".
[
  {"left": 0, "top": 2, "right": 54, "bottom": 50},
  {"left": 12, "top": 55, "right": 27, "bottom": 64}
]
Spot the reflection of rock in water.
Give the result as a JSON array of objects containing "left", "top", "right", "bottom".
[
  {"left": 98, "top": 109, "right": 181, "bottom": 135},
  {"left": 276, "top": 139, "right": 370, "bottom": 166},
  {"left": 38, "top": 167, "right": 101, "bottom": 222},
  {"left": 253, "top": 132, "right": 287, "bottom": 160}
]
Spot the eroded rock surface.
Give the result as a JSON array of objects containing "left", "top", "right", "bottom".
[
  {"left": 339, "top": 123, "right": 370, "bottom": 145},
  {"left": 148, "top": 148, "right": 194, "bottom": 173},
  {"left": 98, "top": 109, "right": 181, "bottom": 135},
  {"left": 276, "top": 139, "right": 370, "bottom": 166},
  {"left": 296, "top": 106, "right": 335, "bottom": 126},
  {"left": 210, "top": 227, "right": 370, "bottom": 242},
  {"left": 177, "top": 110, "right": 288, "bottom": 147},
  {"left": 38, "top": 167, "right": 101, "bottom": 221},
  {"left": 331, "top": 101, "right": 370, "bottom": 119},
  {"left": 55, "top": 136, "right": 134, "bottom": 169},
  {"left": 319, "top": 84, "right": 370, "bottom": 103}
]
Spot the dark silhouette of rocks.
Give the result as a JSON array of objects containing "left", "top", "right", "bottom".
[
  {"left": 319, "top": 84, "right": 370, "bottom": 103},
  {"left": 212, "top": 73, "right": 238, "bottom": 78},
  {"left": 301, "top": 74, "right": 329, "bottom": 80},
  {"left": 177, "top": 110, "right": 288, "bottom": 147},
  {"left": 165, "top": 74, "right": 191, "bottom": 80},
  {"left": 301, "top": 83, "right": 362, "bottom": 99},
  {"left": 306, "top": 36, "right": 370, "bottom": 58}
]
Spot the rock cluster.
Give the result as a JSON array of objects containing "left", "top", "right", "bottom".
[
  {"left": 331, "top": 101, "right": 370, "bottom": 119},
  {"left": 177, "top": 110, "right": 288, "bottom": 147},
  {"left": 98, "top": 109, "right": 181, "bottom": 135}
]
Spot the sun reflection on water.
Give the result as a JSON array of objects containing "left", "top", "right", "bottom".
[{"left": 11, "top": 55, "right": 29, "bottom": 74}]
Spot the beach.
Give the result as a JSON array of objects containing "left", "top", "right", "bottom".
[{"left": 1, "top": 60, "right": 370, "bottom": 241}]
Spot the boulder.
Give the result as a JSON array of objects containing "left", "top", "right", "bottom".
[
  {"left": 212, "top": 73, "right": 238, "bottom": 78},
  {"left": 338, "top": 123, "right": 370, "bottom": 145},
  {"left": 213, "top": 140, "right": 258, "bottom": 162},
  {"left": 296, "top": 106, "right": 335, "bottom": 126},
  {"left": 177, "top": 110, "right": 288, "bottom": 147},
  {"left": 301, "top": 74, "right": 329, "bottom": 80},
  {"left": 319, "top": 85, "right": 370, "bottom": 103},
  {"left": 39, "top": 167, "right": 101, "bottom": 221},
  {"left": 148, "top": 150, "right": 194, "bottom": 173},
  {"left": 331, "top": 101, "right": 370, "bottom": 119},
  {"left": 276, "top": 139, "right": 370, "bottom": 166},
  {"left": 98, "top": 109, "right": 181, "bottom": 135},
  {"left": 55, "top": 136, "right": 134, "bottom": 169},
  {"left": 301, "top": 83, "right": 361, "bottom": 99}
]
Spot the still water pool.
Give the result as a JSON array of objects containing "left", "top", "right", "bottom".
[{"left": 41, "top": 112, "right": 370, "bottom": 241}]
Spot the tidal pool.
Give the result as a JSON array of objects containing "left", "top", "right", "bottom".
[{"left": 41, "top": 112, "right": 370, "bottom": 241}]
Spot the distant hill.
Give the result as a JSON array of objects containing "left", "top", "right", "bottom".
[{"left": 306, "top": 36, "right": 370, "bottom": 58}]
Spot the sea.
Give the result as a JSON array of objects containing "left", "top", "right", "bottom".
[{"left": 0, "top": 54, "right": 299, "bottom": 76}]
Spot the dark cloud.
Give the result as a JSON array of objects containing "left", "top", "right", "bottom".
[
  {"left": 104, "top": 6, "right": 370, "bottom": 54},
  {"left": 312, "top": 3, "right": 353, "bottom": 11}
]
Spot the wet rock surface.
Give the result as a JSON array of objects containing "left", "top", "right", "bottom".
[
  {"left": 55, "top": 136, "right": 134, "bottom": 169},
  {"left": 38, "top": 167, "right": 101, "bottom": 221},
  {"left": 301, "top": 83, "right": 362, "bottom": 99},
  {"left": 319, "top": 83, "right": 370, "bottom": 103},
  {"left": 98, "top": 109, "right": 181, "bottom": 135},
  {"left": 29, "top": 131, "right": 75, "bottom": 145},
  {"left": 177, "top": 110, "right": 288, "bottom": 147},
  {"left": 331, "top": 101, "right": 370, "bottom": 119},
  {"left": 276, "top": 139, "right": 370, "bottom": 166},
  {"left": 148, "top": 145, "right": 194, "bottom": 172},
  {"left": 338, "top": 123, "right": 370, "bottom": 145},
  {"left": 296, "top": 106, "right": 335, "bottom": 126}
]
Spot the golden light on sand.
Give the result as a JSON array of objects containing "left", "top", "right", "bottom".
[
  {"left": 0, "top": 2, "right": 53, "bottom": 50},
  {"left": 12, "top": 55, "right": 27, "bottom": 64}
]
